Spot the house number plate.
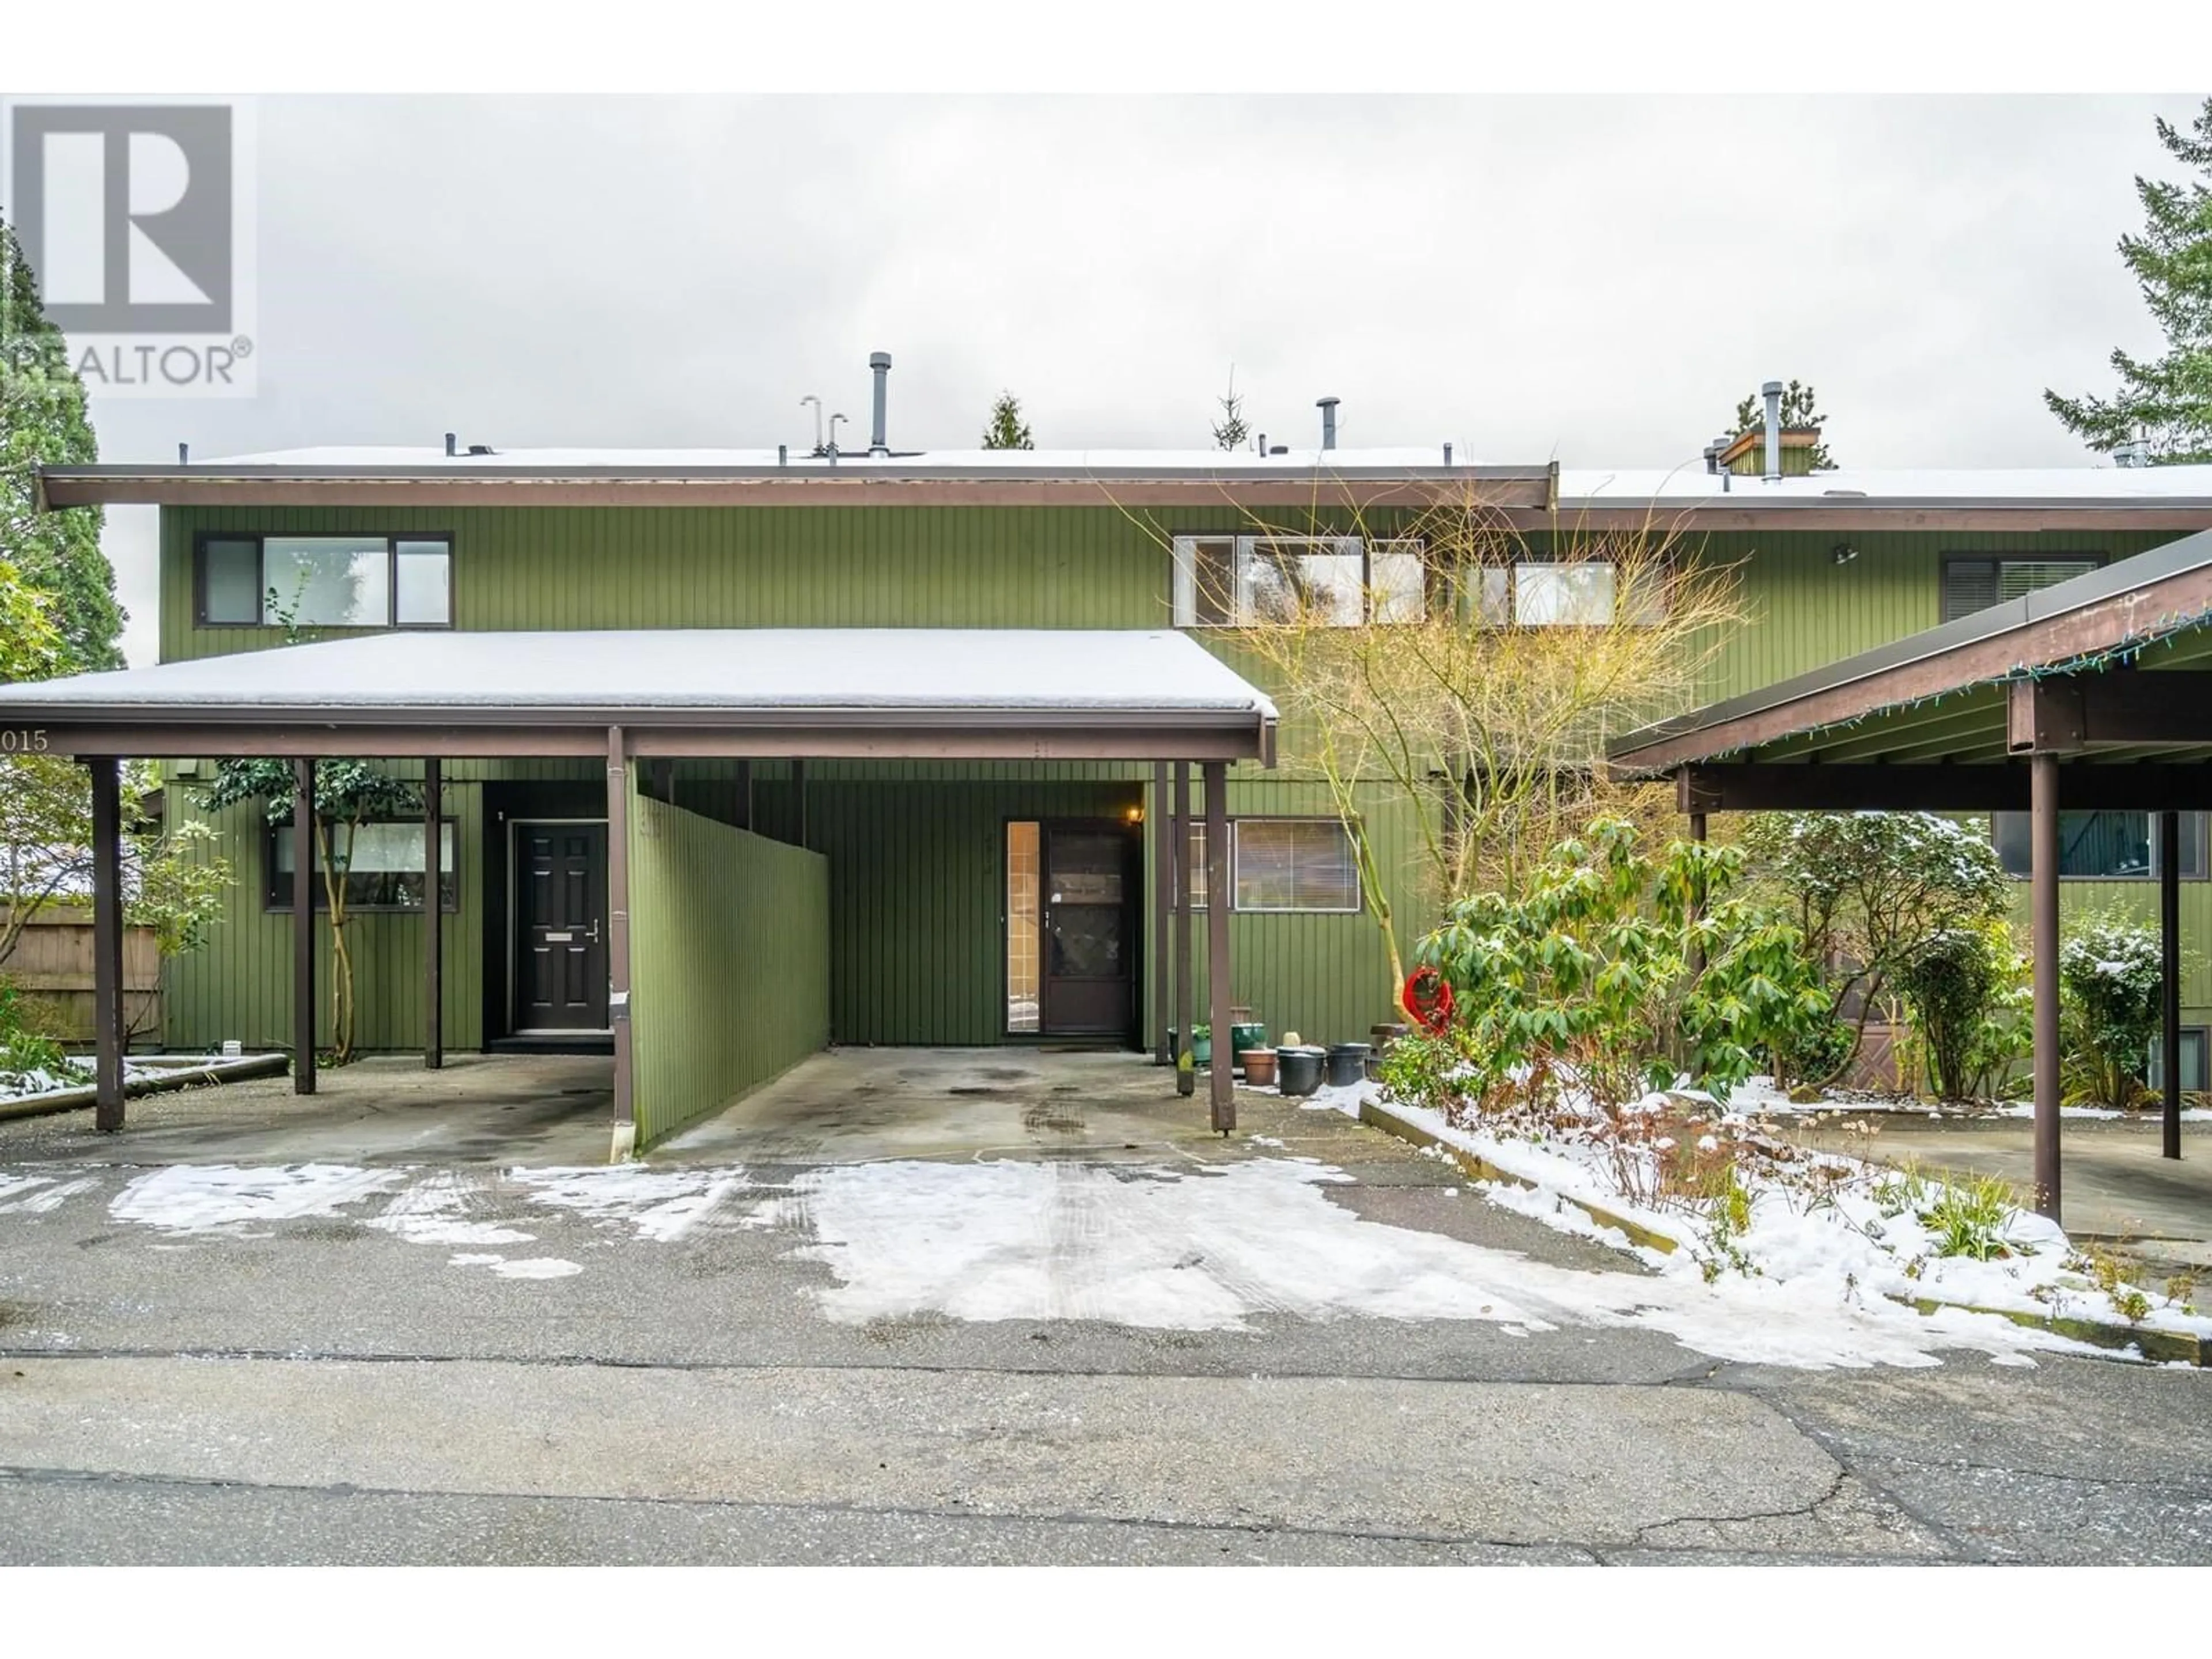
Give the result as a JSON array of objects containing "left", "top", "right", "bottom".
[{"left": 543, "top": 931, "right": 575, "bottom": 942}]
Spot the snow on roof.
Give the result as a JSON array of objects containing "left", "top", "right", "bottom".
[
  {"left": 1554, "top": 463, "right": 2212, "bottom": 506},
  {"left": 0, "top": 628, "right": 1278, "bottom": 718},
  {"left": 150, "top": 444, "right": 1489, "bottom": 475}
]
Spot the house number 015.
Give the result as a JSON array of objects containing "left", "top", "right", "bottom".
[{"left": 1, "top": 729, "right": 50, "bottom": 752}]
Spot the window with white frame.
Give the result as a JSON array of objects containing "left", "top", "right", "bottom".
[
  {"left": 1172, "top": 536, "right": 1425, "bottom": 627},
  {"left": 1175, "top": 819, "right": 1361, "bottom": 912}
]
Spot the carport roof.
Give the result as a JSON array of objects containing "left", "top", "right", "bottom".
[
  {"left": 0, "top": 628, "right": 1279, "bottom": 764},
  {"left": 1605, "top": 526, "right": 2212, "bottom": 811}
]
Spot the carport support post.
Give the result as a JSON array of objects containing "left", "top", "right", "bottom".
[
  {"left": 293, "top": 758, "right": 317, "bottom": 1096},
  {"left": 2031, "top": 751, "right": 2061, "bottom": 1218},
  {"left": 1203, "top": 760, "right": 1233, "bottom": 1133},
  {"left": 607, "top": 726, "right": 635, "bottom": 1157},
  {"left": 1152, "top": 762, "right": 1172, "bottom": 1065},
  {"left": 424, "top": 757, "right": 442, "bottom": 1070},
  {"left": 2162, "top": 808, "right": 2183, "bottom": 1161},
  {"left": 87, "top": 756, "right": 126, "bottom": 1132},
  {"left": 1173, "top": 763, "right": 1194, "bottom": 1097}
]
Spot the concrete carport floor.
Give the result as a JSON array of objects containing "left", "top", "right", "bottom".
[
  {"left": 664, "top": 1047, "right": 1360, "bottom": 1166},
  {"left": 0, "top": 1052, "right": 618, "bottom": 1166}
]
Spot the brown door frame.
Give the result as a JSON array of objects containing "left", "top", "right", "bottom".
[{"left": 1035, "top": 816, "right": 1141, "bottom": 1043}]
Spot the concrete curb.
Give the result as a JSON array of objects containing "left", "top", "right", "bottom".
[
  {"left": 0, "top": 1052, "right": 291, "bottom": 1124},
  {"left": 1357, "top": 1096, "right": 1681, "bottom": 1256},
  {"left": 1356, "top": 1096, "right": 2212, "bottom": 1365},
  {"left": 1888, "top": 1294, "right": 2211, "bottom": 1366}
]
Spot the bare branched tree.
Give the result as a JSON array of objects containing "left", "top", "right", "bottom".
[{"left": 1115, "top": 480, "right": 1746, "bottom": 1009}]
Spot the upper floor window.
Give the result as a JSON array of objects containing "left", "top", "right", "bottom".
[
  {"left": 1173, "top": 536, "right": 1424, "bottom": 627},
  {"left": 1940, "top": 555, "right": 2101, "bottom": 624},
  {"left": 198, "top": 533, "right": 452, "bottom": 628},
  {"left": 1991, "top": 810, "right": 2207, "bottom": 881}
]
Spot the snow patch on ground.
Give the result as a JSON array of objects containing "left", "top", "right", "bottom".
[
  {"left": 367, "top": 1170, "right": 534, "bottom": 1246},
  {"left": 742, "top": 1152, "right": 2105, "bottom": 1369},
  {"left": 448, "top": 1251, "right": 582, "bottom": 1279},
  {"left": 510, "top": 1164, "right": 753, "bottom": 1241},
  {"left": 0, "top": 1173, "right": 97, "bottom": 1215},
  {"left": 109, "top": 1164, "right": 404, "bottom": 1236}
]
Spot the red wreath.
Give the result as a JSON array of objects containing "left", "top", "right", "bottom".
[{"left": 1402, "top": 966, "right": 1455, "bottom": 1035}]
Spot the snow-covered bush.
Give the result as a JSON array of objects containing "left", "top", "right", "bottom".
[{"left": 2059, "top": 914, "right": 2162, "bottom": 1109}]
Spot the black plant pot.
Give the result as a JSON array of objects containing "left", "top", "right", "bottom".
[
  {"left": 1326, "top": 1043, "right": 1372, "bottom": 1088},
  {"left": 1277, "top": 1046, "right": 1326, "bottom": 1097}
]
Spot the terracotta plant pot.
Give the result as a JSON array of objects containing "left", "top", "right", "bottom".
[{"left": 1239, "top": 1048, "right": 1278, "bottom": 1089}]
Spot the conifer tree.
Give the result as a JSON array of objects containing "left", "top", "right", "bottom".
[
  {"left": 0, "top": 219, "right": 124, "bottom": 672},
  {"left": 980, "top": 392, "right": 1034, "bottom": 450},
  {"left": 2046, "top": 97, "right": 2212, "bottom": 464},
  {"left": 1211, "top": 368, "right": 1250, "bottom": 451}
]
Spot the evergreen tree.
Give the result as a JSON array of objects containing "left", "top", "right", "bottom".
[
  {"left": 0, "top": 219, "right": 124, "bottom": 672},
  {"left": 1211, "top": 368, "right": 1250, "bottom": 451},
  {"left": 980, "top": 392, "right": 1034, "bottom": 450},
  {"left": 1729, "top": 379, "right": 1835, "bottom": 469},
  {"left": 2046, "top": 97, "right": 2212, "bottom": 464}
]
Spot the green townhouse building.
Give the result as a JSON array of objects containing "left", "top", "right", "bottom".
[{"left": 15, "top": 366, "right": 2212, "bottom": 1149}]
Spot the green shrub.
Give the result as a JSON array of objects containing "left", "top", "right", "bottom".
[
  {"left": 2059, "top": 915, "right": 2162, "bottom": 1109},
  {"left": 1414, "top": 816, "right": 1831, "bottom": 1122},
  {"left": 1897, "top": 927, "right": 2007, "bottom": 1101},
  {"left": 1921, "top": 1174, "right": 2022, "bottom": 1261}
]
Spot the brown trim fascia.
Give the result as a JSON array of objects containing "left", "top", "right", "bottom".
[
  {"left": 37, "top": 470, "right": 1558, "bottom": 512},
  {"left": 20, "top": 721, "right": 1272, "bottom": 764},
  {"left": 1611, "top": 558, "right": 2212, "bottom": 775}
]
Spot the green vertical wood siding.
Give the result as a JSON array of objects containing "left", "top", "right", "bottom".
[
  {"left": 149, "top": 503, "right": 2211, "bottom": 1059},
  {"left": 627, "top": 789, "right": 830, "bottom": 1147}
]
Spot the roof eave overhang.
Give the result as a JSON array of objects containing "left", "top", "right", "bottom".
[
  {"left": 1, "top": 702, "right": 1278, "bottom": 766},
  {"left": 36, "top": 464, "right": 1559, "bottom": 512},
  {"left": 1608, "top": 526, "right": 2212, "bottom": 778}
]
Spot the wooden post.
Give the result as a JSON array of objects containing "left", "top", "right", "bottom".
[
  {"left": 1152, "top": 762, "right": 1172, "bottom": 1065},
  {"left": 607, "top": 726, "right": 634, "bottom": 1151},
  {"left": 1173, "top": 763, "right": 1194, "bottom": 1097},
  {"left": 424, "top": 757, "right": 442, "bottom": 1070},
  {"left": 2031, "top": 751, "right": 2061, "bottom": 1218},
  {"left": 293, "top": 757, "right": 317, "bottom": 1096},
  {"left": 2162, "top": 808, "right": 2183, "bottom": 1161},
  {"left": 1687, "top": 810, "right": 1709, "bottom": 977},
  {"left": 87, "top": 757, "right": 126, "bottom": 1132},
  {"left": 1204, "top": 760, "right": 1233, "bottom": 1134}
]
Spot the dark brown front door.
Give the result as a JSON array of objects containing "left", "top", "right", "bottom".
[
  {"left": 514, "top": 821, "right": 609, "bottom": 1032},
  {"left": 1040, "top": 819, "right": 1137, "bottom": 1039}
]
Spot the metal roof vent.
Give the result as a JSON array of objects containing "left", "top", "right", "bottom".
[
  {"left": 1761, "top": 380, "right": 1783, "bottom": 483},
  {"left": 868, "top": 351, "right": 892, "bottom": 456},
  {"left": 1316, "top": 396, "right": 1339, "bottom": 451}
]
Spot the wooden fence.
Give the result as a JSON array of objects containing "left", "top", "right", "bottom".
[{"left": 1, "top": 907, "right": 161, "bottom": 1043}]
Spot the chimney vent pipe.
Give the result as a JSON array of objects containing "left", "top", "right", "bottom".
[
  {"left": 1761, "top": 380, "right": 1783, "bottom": 483},
  {"left": 444, "top": 432, "right": 456, "bottom": 458},
  {"left": 868, "top": 351, "right": 892, "bottom": 455},
  {"left": 1316, "top": 396, "right": 1339, "bottom": 451},
  {"left": 178, "top": 442, "right": 190, "bottom": 465}
]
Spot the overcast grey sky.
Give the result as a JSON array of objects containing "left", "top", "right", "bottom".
[{"left": 78, "top": 94, "right": 2204, "bottom": 663}]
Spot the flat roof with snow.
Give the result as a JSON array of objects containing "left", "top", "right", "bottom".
[
  {"left": 0, "top": 628, "right": 1279, "bottom": 764},
  {"left": 40, "top": 447, "right": 2212, "bottom": 526}
]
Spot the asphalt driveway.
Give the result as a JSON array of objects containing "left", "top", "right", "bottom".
[{"left": 3, "top": 1050, "right": 2212, "bottom": 1563}]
